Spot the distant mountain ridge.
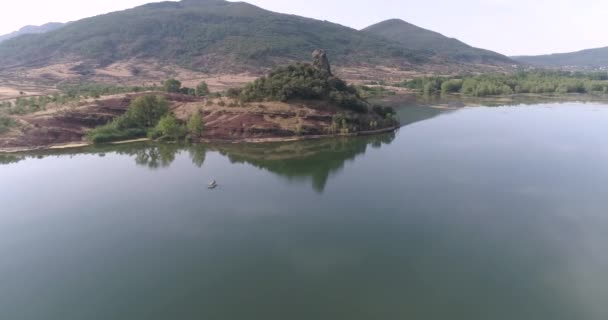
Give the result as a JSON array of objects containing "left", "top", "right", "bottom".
[
  {"left": 513, "top": 47, "right": 608, "bottom": 70},
  {"left": 362, "top": 19, "right": 513, "bottom": 65},
  {"left": 0, "top": 0, "right": 516, "bottom": 74},
  {"left": 0, "top": 23, "right": 64, "bottom": 43}
]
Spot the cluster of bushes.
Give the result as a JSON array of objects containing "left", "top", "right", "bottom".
[
  {"left": 398, "top": 71, "right": 608, "bottom": 97},
  {"left": 87, "top": 95, "right": 205, "bottom": 144},
  {"left": 238, "top": 63, "right": 370, "bottom": 113},
  {"left": 0, "top": 116, "right": 17, "bottom": 134},
  {"left": 162, "top": 79, "right": 210, "bottom": 97}
]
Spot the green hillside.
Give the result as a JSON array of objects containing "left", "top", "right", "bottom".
[
  {"left": 362, "top": 19, "right": 513, "bottom": 65},
  {"left": 0, "top": 0, "right": 427, "bottom": 72},
  {"left": 513, "top": 47, "right": 608, "bottom": 69}
]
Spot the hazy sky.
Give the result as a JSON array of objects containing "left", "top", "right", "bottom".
[{"left": 0, "top": 0, "right": 607, "bottom": 56}]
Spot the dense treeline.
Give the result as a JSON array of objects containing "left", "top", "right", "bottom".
[
  {"left": 399, "top": 71, "right": 608, "bottom": 97},
  {"left": 239, "top": 63, "right": 370, "bottom": 113}
]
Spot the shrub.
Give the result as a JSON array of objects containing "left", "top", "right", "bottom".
[
  {"left": 196, "top": 81, "right": 210, "bottom": 96},
  {"left": 180, "top": 87, "right": 196, "bottom": 96},
  {"left": 226, "top": 87, "right": 242, "bottom": 99},
  {"left": 187, "top": 111, "right": 205, "bottom": 139},
  {"left": 163, "top": 79, "right": 182, "bottom": 93}
]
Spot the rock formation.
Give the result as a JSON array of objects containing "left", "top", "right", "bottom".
[{"left": 312, "top": 49, "right": 332, "bottom": 76}]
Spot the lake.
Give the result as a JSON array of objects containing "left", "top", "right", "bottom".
[{"left": 1, "top": 102, "right": 608, "bottom": 319}]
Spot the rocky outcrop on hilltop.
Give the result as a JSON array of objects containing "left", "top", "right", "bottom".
[{"left": 312, "top": 49, "right": 332, "bottom": 76}]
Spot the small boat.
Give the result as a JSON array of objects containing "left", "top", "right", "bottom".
[{"left": 208, "top": 180, "right": 218, "bottom": 189}]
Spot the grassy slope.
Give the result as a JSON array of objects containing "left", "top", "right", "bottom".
[{"left": 362, "top": 19, "right": 514, "bottom": 65}]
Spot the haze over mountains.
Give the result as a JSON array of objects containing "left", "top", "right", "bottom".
[
  {"left": 513, "top": 47, "right": 608, "bottom": 70},
  {"left": 0, "top": 0, "right": 517, "bottom": 75},
  {"left": 0, "top": 23, "right": 64, "bottom": 43}
]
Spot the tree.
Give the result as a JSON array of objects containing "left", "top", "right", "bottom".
[
  {"left": 120, "top": 95, "right": 169, "bottom": 128},
  {"left": 187, "top": 111, "right": 205, "bottom": 139},
  {"left": 149, "top": 113, "right": 186, "bottom": 141},
  {"left": 163, "top": 79, "right": 182, "bottom": 93},
  {"left": 196, "top": 81, "right": 210, "bottom": 96}
]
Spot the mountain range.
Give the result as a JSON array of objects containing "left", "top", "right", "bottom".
[
  {"left": 513, "top": 47, "right": 608, "bottom": 70},
  {"left": 0, "top": 23, "right": 64, "bottom": 43},
  {"left": 0, "top": 0, "right": 518, "bottom": 75}
]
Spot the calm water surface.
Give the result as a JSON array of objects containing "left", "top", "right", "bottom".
[{"left": 1, "top": 103, "right": 608, "bottom": 319}]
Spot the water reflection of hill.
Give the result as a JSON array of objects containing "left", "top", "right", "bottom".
[
  {"left": 1, "top": 134, "right": 395, "bottom": 192},
  {"left": 214, "top": 134, "right": 395, "bottom": 192}
]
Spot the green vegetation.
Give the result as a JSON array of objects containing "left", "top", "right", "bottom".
[
  {"left": 187, "top": 111, "right": 205, "bottom": 139},
  {"left": 58, "top": 83, "right": 157, "bottom": 98},
  {"left": 357, "top": 85, "right": 396, "bottom": 99},
  {"left": 62, "top": 79, "right": 208, "bottom": 100},
  {"left": 239, "top": 63, "right": 370, "bottom": 113},
  {"left": 87, "top": 95, "right": 206, "bottom": 143},
  {"left": 1, "top": 94, "right": 84, "bottom": 115},
  {"left": 0, "top": 0, "right": 428, "bottom": 71},
  {"left": 87, "top": 95, "right": 171, "bottom": 143},
  {"left": 148, "top": 114, "right": 187, "bottom": 141},
  {"left": 0, "top": 116, "right": 17, "bottom": 134},
  {"left": 162, "top": 79, "right": 208, "bottom": 97},
  {"left": 399, "top": 71, "right": 608, "bottom": 97},
  {"left": 196, "top": 82, "right": 210, "bottom": 97},
  {"left": 163, "top": 79, "right": 182, "bottom": 93}
]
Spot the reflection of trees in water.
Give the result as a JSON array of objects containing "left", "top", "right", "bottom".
[
  {"left": 188, "top": 144, "right": 207, "bottom": 168},
  {"left": 111, "top": 143, "right": 208, "bottom": 169},
  {"left": 0, "top": 143, "right": 185, "bottom": 169},
  {"left": 1, "top": 135, "right": 394, "bottom": 192},
  {"left": 0, "top": 154, "right": 25, "bottom": 165},
  {"left": 130, "top": 144, "right": 179, "bottom": 169},
  {"left": 113, "top": 143, "right": 208, "bottom": 169},
  {"left": 215, "top": 133, "right": 395, "bottom": 193}
]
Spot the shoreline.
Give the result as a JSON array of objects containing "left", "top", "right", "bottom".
[{"left": 0, "top": 127, "right": 397, "bottom": 154}]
